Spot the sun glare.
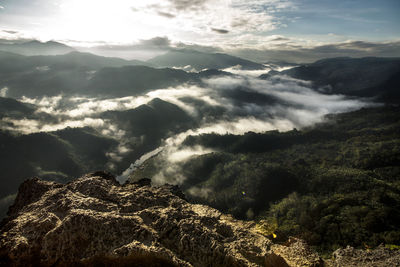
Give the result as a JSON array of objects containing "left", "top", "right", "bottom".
[{"left": 54, "top": 0, "right": 163, "bottom": 44}]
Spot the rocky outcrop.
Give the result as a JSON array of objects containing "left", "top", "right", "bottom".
[
  {"left": 267, "top": 238, "right": 323, "bottom": 267},
  {"left": 2, "top": 171, "right": 398, "bottom": 266},
  {"left": 326, "top": 245, "right": 400, "bottom": 267},
  {"left": 1, "top": 172, "right": 277, "bottom": 266}
]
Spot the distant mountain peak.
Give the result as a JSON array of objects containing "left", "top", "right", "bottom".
[
  {"left": 148, "top": 49, "right": 265, "bottom": 71},
  {"left": 0, "top": 39, "right": 75, "bottom": 56}
]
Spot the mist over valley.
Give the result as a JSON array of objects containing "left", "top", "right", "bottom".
[{"left": 0, "top": 31, "right": 400, "bottom": 263}]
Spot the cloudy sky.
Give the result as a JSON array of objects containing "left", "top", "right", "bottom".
[{"left": 0, "top": 0, "right": 399, "bottom": 60}]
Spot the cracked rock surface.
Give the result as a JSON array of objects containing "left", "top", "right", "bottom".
[
  {"left": 2, "top": 171, "right": 397, "bottom": 266},
  {"left": 0, "top": 172, "right": 273, "bottom": 266},
  {"left": 326, "top": 245, "right": 400, "bottom": 267}
]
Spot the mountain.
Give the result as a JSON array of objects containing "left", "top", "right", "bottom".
[
  {"left": 36, "top": 51, "right": 152, "bottom": 70},
  {"left": 0, "top": 97, "right": 196, "bottom": 218},
  {"left": 280, "top": 57, "right": 400, "bottom": 103},
  {"left": 103, "top": 98, "right": 194, "bottom": 137},
  {"left": 1, "top": 172, "right": 399, "bottom": 266},
  {"left": 86, "top": 66, "right": 198, "bottom": 97},
  {"left": 0, "top": 173, "right": 271, "bottom": 266},
  {"left": 102, "top": 98, "right": 195, "bottom": 170},
  {"left": 147, "top": 49, "right": 266, "bottom": 71},
  {"left": 0, "top": 50, "right": 150, "bottom": 73},
  {"left": 0, "top": 97, "right": 35, "bottom": 118},
  {"left": 0, "top": 52, "right": 181, "bottom": 98},
  {"left": 0, "top": 40, "right": 75, "bottom": 56},
  {"left": 131, "top": 106, "right": 400, "bottom": 252},
  {"left": 0, "top": 127, "right": 118, "bottom": 218}
]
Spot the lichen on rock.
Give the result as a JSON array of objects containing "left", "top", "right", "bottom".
[
  {"left": 0, "top": 172, "right": 273, "bottom": 266},
  {"left": 2, "top": 171, "right": 398, "bottom": 266}
]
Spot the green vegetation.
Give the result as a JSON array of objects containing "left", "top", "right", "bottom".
[
  {"left": 282, "top": 57, "right": 400, "bottom": 103},
  {"left": 0, "top": 51, "right": 196, "bottom": 98},
  {"left": 0, "top": 252, "right": 177, "bottom": 267},
  {"left": 0, "top": 127, "right": 118, "bottom": 218},
  {"left": 134, "top": 106, "right": 400, "bottom": 253}
]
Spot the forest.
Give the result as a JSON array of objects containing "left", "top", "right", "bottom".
[{"left": 131, "top": 106, "right": 400, "bottom": 253}]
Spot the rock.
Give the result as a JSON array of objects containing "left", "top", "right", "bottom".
[
  {"left": 131, "top": 178, "right": 152, "bottom": 187},
  {"left": 0, "top": 173, "right": 272, "bottom": 266},
  {"left": 326, "top": 245, "right": 400, "bottom": 267},
  {"left": 267, "top": 237, "right": 323, "bottom": 267},
  {"left": 5, "top": 172, "right": 395, "bottom": 266}
]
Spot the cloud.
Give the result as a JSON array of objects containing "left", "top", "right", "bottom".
[
  {"left": 76, "top": 36, "right": 175, "bottom": 60},
  {"left": 116, "top": 146, "right": 163, "bottom": 184},
  {"left": 167, "top": 0, "right": 209, "bottom": 11},
  {"left": 0, "top": 87, "right": 8, "bottom": 97},
  {"left": 211, "top": 28, "right": 230, "bottom": 34},
  {"left": 2, "top": 30, "right": 17, "bottom": 34},
  {"left": 86, "top": 36, "right": 173, "bottom": 51},
  {"left": 230, "top": 40, "right": 400, "bottom": 63},
  {"left": 2, "top": 64, "right": 376, "bottom": 189},
  {"left": 20, "top": 95, "right": 150, "bottom": 118},
  {"left": 131, "top": 0, "right": 292, "bottom": 43},
  {"left": 221, "top": 65, "right": 271, "bottom": 77},
  {"left": 174, "top": 42, "right": 223, "bottom": 53},
  {"left": 130, "top": 7, "right": 139, "bottom": 12},
  {"left": 157, "top": 11, "right": 176, "bottom": 18},
  {"left": 187, "top": 186, "right": 212, "bottom": 198},
  {"left": 167, "top": 145, "right": 214, "bottom": 163},
  {"left": 13, "top": 64, "right": 373, "bottom": 137},
  {"left": 139, "top": 36, "right": 171, "bottom": 47},
  {"left": 269, "top": 36, "right": 290, "bottom": 42},
  {"left": 1, "top": 117, "right": 107, "bottom": 134},
  {"left": 0, "top": 29, "right": 33, "bottom": 41},
  {"left": 72, "top": 33, "right": 400, "bottom": 63},
  {"left": 119, "top": 70, "right": 374, "bottom": 186}
]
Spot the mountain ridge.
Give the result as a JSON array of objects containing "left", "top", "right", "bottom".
[
  {"left": 279, "top": 57, "right": 400, "bottom": 102},
  {"left": 147, "top": 49, "right": 266, "bottom": 71},
  {"left": 0, "top": 40, "right": 75, "bottom": 56}
]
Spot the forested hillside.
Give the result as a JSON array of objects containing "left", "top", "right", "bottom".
[{"left": 131, "top": 106, "right": 400, "bottom": 253}]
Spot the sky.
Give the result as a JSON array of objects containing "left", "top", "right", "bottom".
[{"left": 0, "top": 0, "right": 399, "bottom": 61}]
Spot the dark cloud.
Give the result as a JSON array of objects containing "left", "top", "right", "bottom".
[
  {"left": 175, "top": 42, "right": 223, "bottom": 53},
  {"left": 139, "top": 36, "right": 171, "bottom": 47},
  {"left": 168, "top": 0, "right": 209, "bottom": 11},
  {"left": 231, "top": 18, "right": 250, "bottom": 28},
  {"left": 142, "top": 0, "right": 209, "bottom": 18},
  {"left": 230, "top": 41, "right": 400, "bottom": 63},
  {"left": 81, "top": 37, "right": 222, "bottom": 60},
  {"left": 2, "top": 30, "right": 18, "bottom": 34},
  {"left": 75, "top": 37, "right": 173, "bottom": 60},
  {"left": 157, "top": 11, "right": 176, "bottom": 18},
  {"left": 86, "top": 37, "right": 172, "bottom": 52},
  {"left": 211, "top": 28, "right": 229, "bottom": 34},
  {"left": 79, "top": 36, "right": 399, "bottom": 65},
  {"left": 307, "top": 41, "right": 400, "bottom": 59},
  {"left": 269, "top": 36, "right": 290, "bottom": 42}
]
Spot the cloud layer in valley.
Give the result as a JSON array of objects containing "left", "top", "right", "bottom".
[{"left": 0, "top": 63, "right": 379, "bottom": 203}]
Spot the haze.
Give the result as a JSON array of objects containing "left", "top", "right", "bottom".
[{"left": 0, "top": 0, "right": 399, "bottom": 61}]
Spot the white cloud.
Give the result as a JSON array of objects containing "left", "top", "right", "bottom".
[
  {"left": 168, "top": 145, "right": 214, "bottom": 163},
  {"left": 0, "top": 87, "right": 8, "bottom": 97},
  {"left": 20, "top": 95, "right": 151, "bottom": 118},
  {"left": 2, "top": 0, "right": 295, "bottom": 48},
  {"left": 1, "top": 117, "right": 106, "bottom": 134}
]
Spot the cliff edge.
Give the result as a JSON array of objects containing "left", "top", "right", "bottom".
[{"left": 0, "top": 172, "right": 398, "bottom": 266}]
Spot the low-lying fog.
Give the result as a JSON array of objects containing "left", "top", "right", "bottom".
[{"left": 2, "top": 68, "right": 375, "bottom": 186}]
